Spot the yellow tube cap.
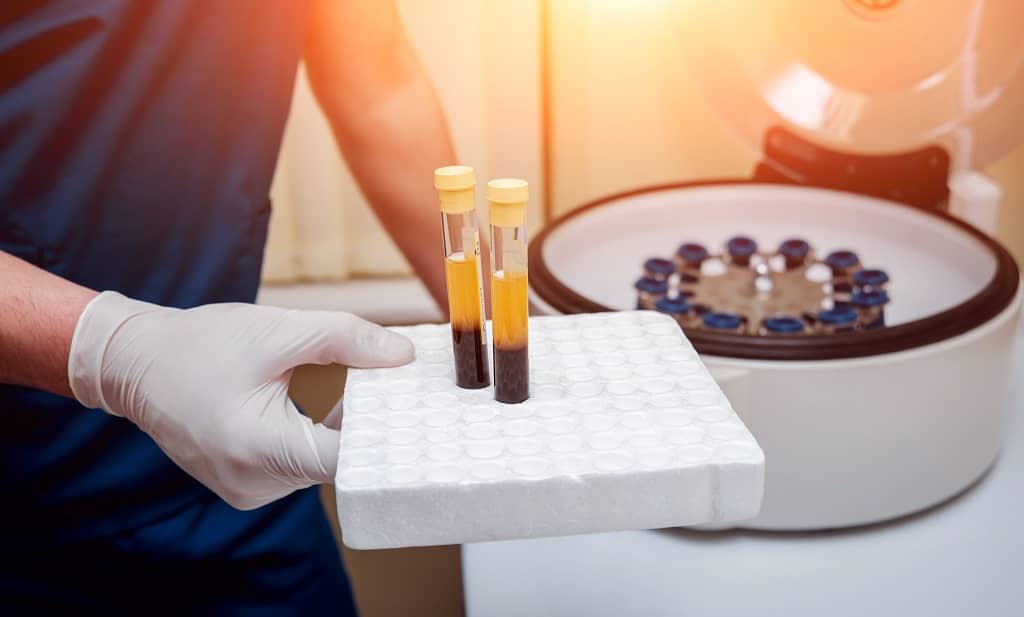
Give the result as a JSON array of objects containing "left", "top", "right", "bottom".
[
  {"left": 434, "top": 166, "right": 475, "bottom": 191},
  {"left": 486, "top": 178, "right": 529, "bottom": 204},
  {"left": 435, "top": 166, "right": 476, "bottom": 214},
  {"left": 487, "top": 178, "right": 528, "bottom": 227}
]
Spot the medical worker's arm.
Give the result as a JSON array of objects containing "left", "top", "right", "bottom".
[
  {"left": 0, "top": 250, "right": 414, "bottom": 510},
  {"left": 304, "top": 0, "right": 455, "bottom": 311},
  {"left": 0, "top": 251, "right": 96, "bottom": 397}
]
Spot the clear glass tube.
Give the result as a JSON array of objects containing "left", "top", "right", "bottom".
[
  {"left": 489, "top": 208, "right": 529, "bottom": 404},
  {"left": 442, "top": 209, "right": 490, "bottom": 389},
  {"left": 437, "top": 167, "right": 490, "bottom": 390}
]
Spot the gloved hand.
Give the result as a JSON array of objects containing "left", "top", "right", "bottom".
[{"left": 67, "top": 291, "right": 414, "bottom": 510}]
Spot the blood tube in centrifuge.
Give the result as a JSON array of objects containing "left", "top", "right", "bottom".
[
  {"left": 643, "top": 257, "right": 676, "bottom": 281},
  {"left": 726, "top": 236, "right": 758, "bottom": 267},
  {"left": 851, "top": 289, "right": 890, "bottom": 329},
  {"left": 435, "top": 166, "right": 490, "bottom": 389},
  {"left": 487, "top": 178, "right": 530, "bottom": 404},
  {"left": 635, "top": 276, "right": 669, "bottom": 310},
  {"left": 676, "top": 242, "right": 709, "bottom": 271}
]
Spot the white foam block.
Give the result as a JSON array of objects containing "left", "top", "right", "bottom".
[{"left": 335, "top": 311, "right": 764, "bottom": 549}]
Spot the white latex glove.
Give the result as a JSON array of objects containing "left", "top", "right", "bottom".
[{"left": 67, "top": 291, "right": 414, "bottom": 510}]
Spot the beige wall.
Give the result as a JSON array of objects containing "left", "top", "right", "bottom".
[
  {"left": 546, "top": 0, "right": 753, "bottom": 218},
  {"left": 989, "top": 145, "right": 1024, "bottom": 265}
]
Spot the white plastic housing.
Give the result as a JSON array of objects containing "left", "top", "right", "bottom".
[
  {"left": 706, "top": 293, "right": 1020, "bottom": 529},
  {"left": 530, "top": 183, "right": 1022, "bottom": 529},
  {"left": 948, "top": 170, "right": 1002, "bottom": 235}
]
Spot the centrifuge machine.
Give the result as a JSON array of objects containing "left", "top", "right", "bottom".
[{"left": 528, "top": 0, "right": 1024, "bottom": 529}]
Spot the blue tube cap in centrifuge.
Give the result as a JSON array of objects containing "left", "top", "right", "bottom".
[
  {"left": 654, "top": 297, "right": 691, "bottom": 314},
  {"left": 825, "top": 250, "right": 860, "bottom": 271},
  {"left": 852, "top": 289, "right": 890, "bottom": 308},
  {"left": 726, "top": 236, "right": 758, "bottom": 258},
  {"left": 635, "top": 277, "right": 669, "bottom": 294},
  {"left": 676, "top": 242, "right": 709, "bottom": 264},
  {"left": 817, "top": 306, "right": 859, "bottom": 325},
  {"left": 853, "top": 269, "right": 890, "bottom": 287},
  {"left": 644, "top": 257, "right": 676, "bottom": 277},
  {"left": 763, "top": 316, "right": 805, "bottom": 334},
  {"left": 779, "top": 238, "right": 811, "bottom": 262},
  {"left": 703, "top": 311, "right": 744, "bottom": 330}
]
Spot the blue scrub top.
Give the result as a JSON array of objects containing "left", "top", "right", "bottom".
[{"left": 0, "top": 1, "right": 307, "bottom": 546}]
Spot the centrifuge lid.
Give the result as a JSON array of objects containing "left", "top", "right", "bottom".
[{"left": 683, "top": 0, "right": 1024, "bottom": 169}]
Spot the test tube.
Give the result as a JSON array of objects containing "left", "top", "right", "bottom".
[
  {"left": 853, "top": 268, "right": 890, "bottom": 328},
  {"left": 635, "top": 276, "right": 669, "bottom": 310},
  {"left": 762, "top": 316, "right": 806, "bottom": 335},
  {"left": 435, "top": 166, "right": 490, "bottom": 389},
  {"left": 655, "top": 296, "right": 693, "bottom": 327},
  {"left": 702, "top": 311, "right": 746, "bottom": 333},
  {"left": 853, "top": 269, "right": 890, "bottom": 290},
  {"left": 726, "top": 236, "right": 758, "bottom": 267},
  {"left": 487, "top": 178, "right": 530, "bottom": 404},
  {"left": 778, "top": 238, "right": 812, "bottom": 270},
  {"left": 851, "top": 289, "right": 890, "bottom": 329},
  {"left": 816, "top": 306, "right": 859, "bottom": 334},
  {"left": 676, "top": 242, "right": 709, "bottom": 272},
  {"left": 643, "top": 257, "right": 676, "bottom": 281},
  {"left": 825, "top": 250, "right": 860, "bottom": 276}
]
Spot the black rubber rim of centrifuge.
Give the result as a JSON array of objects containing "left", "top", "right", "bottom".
[{"left": 528, "top": 179, "right": 1021, "bottom": 361}]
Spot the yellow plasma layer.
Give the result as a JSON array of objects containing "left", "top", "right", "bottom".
[
  {"left": 445, "top": 252, "right": 485, "bottom": 332},
  {"left": 491, "top": 268, "right": 529, "bottom": 349}
]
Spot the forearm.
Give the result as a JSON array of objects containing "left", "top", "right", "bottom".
[
  {"left": 304, "top": 0, "right": 455, "bottom": 311},
  {"left": 326, "top": 75, "right": 453, "bottom": 309},
  {"left": 0, "top": 251, "right": 97, "bottom": 397}
]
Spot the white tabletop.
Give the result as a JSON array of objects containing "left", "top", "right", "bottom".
[{"left": 464, "top": 324, "right": 1024, "bottom": 617}]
